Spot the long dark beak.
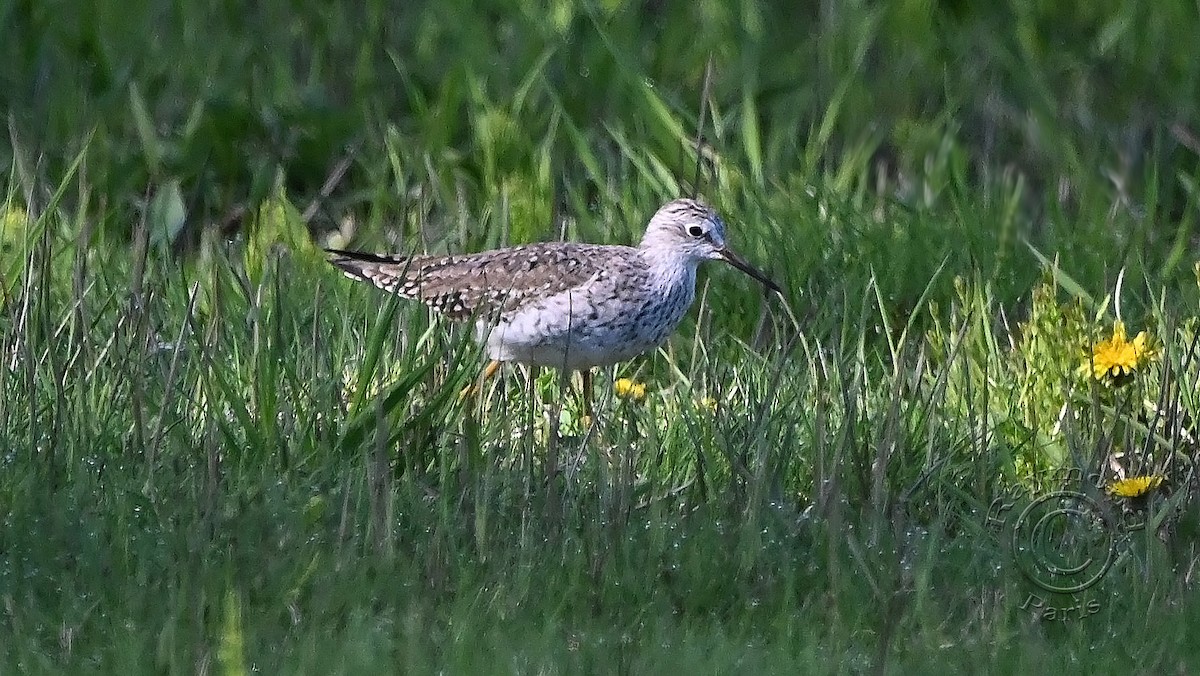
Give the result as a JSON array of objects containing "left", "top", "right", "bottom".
[{"left": 718, "top": 248, "right": 782, "bottom": 295}]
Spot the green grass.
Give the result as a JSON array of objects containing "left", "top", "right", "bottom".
[{"left": 3, "top": 0, "right": 1200, "bottom": 673}]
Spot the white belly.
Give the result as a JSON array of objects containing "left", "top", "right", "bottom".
[{"left": 478, "top": 280, "right": 693, "bottom": 370}]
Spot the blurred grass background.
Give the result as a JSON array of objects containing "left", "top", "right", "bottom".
[
  {"left": 5, "top": 1, "right": 1198, "bottom": 276},
  {"left": 3, "top": 0, "right": 1200, "bottom": 672}
]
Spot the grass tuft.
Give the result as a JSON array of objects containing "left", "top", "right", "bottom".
[{"left": 4, "top": 1, "right": 1200, "bottom": 671}]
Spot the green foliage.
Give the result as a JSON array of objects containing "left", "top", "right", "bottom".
[
  {"left": 3, "top": 0, "right": 1200, "bottom": 672},
  {"left": 0, "top": 200, "right": 30, "bottom": 295},
  {"left": 924, "top": 270, "right": 1195, "bottom": 492},
  {"left": 2, "top": 183, "right": 1198, "bottom": 669},
  {"left": 244, "top": 183, "right": 321, "bottom": 283},
  {"left": 1012, "top": 278, "right": 1091, "bottom": 442},
  {"left": 3, "top": 0, "right": 1199, "bottom": 292}
]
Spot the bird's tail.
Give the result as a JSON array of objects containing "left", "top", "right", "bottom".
[{"left": 325, "top": 249, "right": 417, "bottom": 296}]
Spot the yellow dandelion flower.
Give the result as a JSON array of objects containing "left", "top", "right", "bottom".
[
  {"left": 614, "top": 378, "right": 647, "bottom": 402},
  {"left": 1107, "top": 475, "right": 1163, "bottom": 499},
  {"left": 1086, "top": 321, "right": 1155, "bottom": 382}
]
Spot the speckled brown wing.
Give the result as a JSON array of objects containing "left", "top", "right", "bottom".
[{"left": 327, "top": 243, "right": 613, "bottom": 321}]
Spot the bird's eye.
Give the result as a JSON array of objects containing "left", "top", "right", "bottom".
[{"left": 687, "top": 225, "right": 705, "bottom": 238}]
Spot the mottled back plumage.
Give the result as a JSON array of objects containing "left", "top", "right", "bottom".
[
  {"left": 327, "top": 243, "right": 611, "bottom": 321},
  {"left": 328, "top": 198, "right": 779, "bottom": 371}
]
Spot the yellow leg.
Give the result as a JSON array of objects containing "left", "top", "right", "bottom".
[{"left": 458, "top": 359, "right": 502, "bottom": 401}]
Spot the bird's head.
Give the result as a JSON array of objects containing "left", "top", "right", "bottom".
[{"left": 639, "top": 198, "right": 781, "bottom": 294}]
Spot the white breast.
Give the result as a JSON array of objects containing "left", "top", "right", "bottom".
[{"left": 479, "top": 258, "right": 697, "bottom": 370}]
